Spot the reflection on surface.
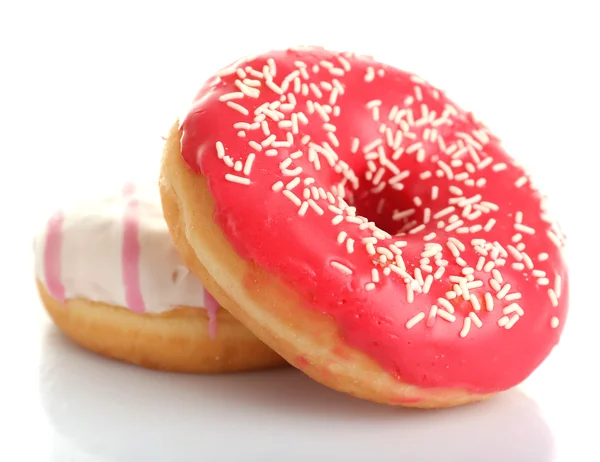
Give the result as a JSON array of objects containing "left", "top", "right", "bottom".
[{"left": 39, "top": 325, "right": 554, "bottom": 462}]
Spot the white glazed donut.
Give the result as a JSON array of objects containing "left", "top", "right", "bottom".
[{"left": 34, "top": 183, "right": 285, "bottom": 373}]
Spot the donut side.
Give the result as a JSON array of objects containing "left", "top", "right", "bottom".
[
  {"left": 34, "top": 182, "right": 287, "bottom": 373},
  {"left": 37, "top": 279, "right": 285, "bottom": 373},
  {"left": 160, "top": 123, "right": 489, "bottom": 406}
]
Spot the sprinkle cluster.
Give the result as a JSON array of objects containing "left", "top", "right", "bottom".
[{"left": 207, "top": 46, "right": 566, "bottom": 339}]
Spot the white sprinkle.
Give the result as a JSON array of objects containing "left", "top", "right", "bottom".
[
  {"left": 437, "top": 309, "right": 456, "bottom": 323},
  {"left": 503, "top": 303, "right": 524, "bottom": 316},
  {"left": 515, "top": 211, "right": 523, "bottom": 224},
  {"left": 226, "top": 101, "right": 249, "bottom": 115},
  {"left": 219, "top": 91, "right": 246, "bottom": 103},
  {"left": 331, "top": 261, "right": 352, "bottom": 275},
  {"left": 438, "top": 298, "right": 455, "bottom": 314},
  {"left": 449, "top": 237, "right": 466, "bottom": 251},
  {"left": 423, "top": 232, "right": 437, "bottom": 241},
  {"left": 371, "top": 268, "right": 380, "bottom": 283},
  {"left": 547, "top": 230, "right": 563, "bottom": 248},
  {"left": 393, "top": 208, "right": 416, "bottom": 220},
  {"left": 468, "top": 294, "right": 481, "bottom": 311},
  {"left": 409, "top": 224, "right": 426, "bottom": 234},
  {"left": 505, "top": 292, "right": 522, "bottom": 301},
  {"left": 460, "top": 279, "right": 471, "bottom": 300},
  {"left": 307, "top": 199, "right": 324, "bottom": 215},
  {"left": 215, "top": 141, "right": 226, "bottom": 159},
  {"left": 550, "top": 316, "right": 560, "bottom": 328},
  {"left": 476, "top": 256, "right": 485, "bottom": 271},
  {"left": 363, "top": 138, "right": 383, "bottom": 154},
  {"left": 366, "top": 99, "right": 382, "bottom": 109},
  {"left": 234, "top": 160, "right": 243, "bottom": 172},
  {"left": 365, "top": 282, "right": 376, "bottom": 292},
  {"left": 512, "top": 262, "right": 525, "bottom": 271},
  {"left": 449, "top": 185, "right": 463, "bottom": 196},
  {"left": 515, "top": 176, "right": 528, "bottom": 188},
  {"left": 460, "top": 317, "right": 472, "bottom": 338},
  {"left": 482, "top": 218, "right": 496, "bottom": 232},
  {"left": 522, "top": 252, "right": 534, "bottom": 269},
  {"left": 492, "top": 269, "right": 503, "bottom": 284},
  {"left": 406, "top": 282, "right": 415, "bottom": 303},
  {"left": 480, "top": 201, "right": 500, "bottom": 211},
  {"left": 406, "top": 312, "right": 426, "bottom": 329},
  {"left": 261, "top": 134, "right": 276, "bottom": 147},
  {"left": 446, "top": 241, "right": 460, "bottom": 258},
  {"left": 414, "top": 86, "right": 423, "bottom": 101},
  {"left": 280, "top": 158, "right": 293, "bottom": 170},
  {"left": 484, "top": 292, "right": 494, "bottom": 311},
  {"left": 282, "top": 190, "right": 302, "bottom": 206},
  {"left": 225, "top": 173, "right": 250, "bottom": 185},
  {"left": 492, "top": 163, "right": 507, "bottom": 172},
  {"left": 548, "top": 289, "right": 559, "bottom": 307},
  {"left": 297, "top": 201, "right": 309, "bottom": 216},
  {"left": 490, "top": 279, "right": 501, "bottom": 292},
  {"left": 437, "top": 160, "right": 454, "bottom": 179},
  {"left": 507, "top": 245, "right": 523, "bottom": 261},
  {"left": 445, "top": 220, "right": 465, "bottom": 232},
  {"left": 467, "top": 280, "right": 484, "bottom": 291},
  {"left": 515, "top": 223, "right": 536, "bottom": 235},
  {"left": 537, "top": 277, "right": 550, "bottom": 286},
  {"left": 434, "top": 266, "right": 446, "bottom": 279},
  {"left": 555, "top": 274, "right": 562, "bottom": 298},
  {"left": 477, "top": 157, "right": 494, "bottom": 170},
  {"left": 504, "top": 314, "right": 520, "bottom": 329},
  {"left": 413, "top": 268, "right": 424, "bottom": 286},
  {"left": 341, "top": 238, "right": 353, "bottom": 254},
  {"left": 434, "top": 206, "right": 455, "bottom": 219},
  {"left": 337, "top": 231, "right": 348, "bottom": 245},
  {"left": 496, "top": 284, "right": 511, "bottom": 299},
  {"left": 497, "top": 316, "right": 510, "bottom": 327},
  {"left": 469, "top": 312, "right": 483, "bottom": 328},
  {"left": 427, "top": 305, "right": 438, "bottom": 326},
  {"left": 242, "top": 153, "right": 256, "bottom": 176}
]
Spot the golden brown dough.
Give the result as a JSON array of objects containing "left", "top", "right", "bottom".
[{"left": 38, "top": 280, "right": 286, "bottom": 373}]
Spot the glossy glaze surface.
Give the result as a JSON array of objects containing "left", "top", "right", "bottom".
[{"left": 181, "top": 47, "right": 568, "bottom": 393}]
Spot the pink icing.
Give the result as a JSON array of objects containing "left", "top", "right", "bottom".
[
  {"left": 122, "top": 184, "right": 146, "bottom": 313},
  {"left": 43, "top": 210, "right": 66, "bottom": 302},
  {"left": 203, "top": 288, "right": 219, "bottom": 339}
]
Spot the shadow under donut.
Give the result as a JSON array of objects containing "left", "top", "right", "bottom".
[{"left": 39, "top": 324, "right": 555, "bottom": 462}]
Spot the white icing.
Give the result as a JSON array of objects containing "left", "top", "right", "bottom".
[{"left": 33, "top": 184, "right": 206, "bottom": 313}]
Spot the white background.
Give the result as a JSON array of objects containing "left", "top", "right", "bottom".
[{"left": 1, "top": 1, "right": 599, "bottom": 461}]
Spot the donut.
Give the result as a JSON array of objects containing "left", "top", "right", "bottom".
[
  {"left": 34, "top": 183, "right": 286, "bottom": 373},
  {"left": 160, "top": 46, "right": 569, "bottom": 407}
]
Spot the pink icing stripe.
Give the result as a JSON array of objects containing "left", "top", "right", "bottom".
[
  {"left": 122, "top": 184, "right": 146, "bottom": 313},
  {"left": 43, "top": 210, "right": 66, "bottom": 302},
  {"left": 203, "top": 288, "right": 219, "bottom": 339}
]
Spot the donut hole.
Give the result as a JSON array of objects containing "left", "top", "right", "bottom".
[
  {"left": 339, "top": 168, "right": 431, "bottom": 237},
  {"left": 349, "top": 188, "right": 419, "bottom": 236}
]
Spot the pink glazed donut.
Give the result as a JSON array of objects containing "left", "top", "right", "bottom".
[{"left": 160, "top": 46, "right": 568, "bottom": 406}]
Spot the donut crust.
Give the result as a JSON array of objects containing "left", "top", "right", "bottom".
[
  {"left": 37, "top": 280, "right": 287, "bottom": 374},
  {"left": 160, "top": 123, "right": 491, "bottom": 407}
]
